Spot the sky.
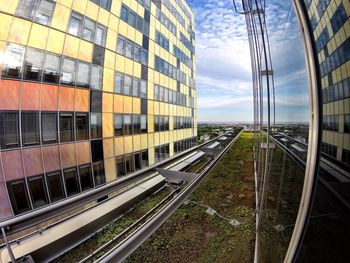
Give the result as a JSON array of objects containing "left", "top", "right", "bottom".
[{"left": 187, "top": 0, "right": 310, "bottom": 123}]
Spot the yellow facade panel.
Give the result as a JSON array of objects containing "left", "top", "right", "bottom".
[
  {"left": 98, "top": 7, "right": 110, "bottom": 26},
  {"left": 154, "top": 101, "right": 159, "bottom": 115},
  {"left": 104, "top": 49, "right": 116, "bottom": 69},
  {"left": 63, "top": 34, "right": 80, "bottom": 58},
  {"left": 140, "top": 134, "right": 148, "bottom": 150},
  {"left": 85, "top": 1, "right": 99, "bottom": 20},
  {"left": 28, "top": 23, "right": 49, "bottom": 50},
  {"left": 72, "top": 0, "right": 87, "bottom": 15},
  {"left": 105, "top": 158, "right": 116, "bottom": 183},
  {"left": 103, "top": 92, "right": 114, "bottom": 113},
  {"left": 8, "top": 17, "right": 31, "bottom": 45},
  {"left": 56, "top": 0, "right": 73, "bottom": 8},
  {"left": 102, "top": 113, "right": 114, "bottom": 138},
  {"left": 103, "top": 68, "right": 114, "bottom": 93},
  {"left": 148, "top": 100, "right": 154, "bottom": 115},
  {"left": 159, "top": 132, "right": 164, "bottom": 145},
  {"left": 114, "top": 94, "right": 124, "bottom": 113},
  {"left": 133, "top": 135, "right": 141, "bottom": 152},
  {"left": 154, "top": 133, "right": 160, "bottom": 147},
  {"left": 148, "top": 134, "right": 154, "bottom": 148},
  {"left": 108, "top": 14, "right": 119, "bottom": 32},
  {"left": 46, "top": 29, "right": 65, "bottom": 54},
  {"left": 115, "top": 54, "right": 125, "bottom": 72},
  {"left": 0, "top": 0, "right": 18, "bottom": 14},
  {"left": 124, "top": 136, "right": 133, "bottom": 154},
  {"left": 133, "top": 62, "right": 141, "bottom": 78},
  {"left": 103, "top": 138, "right": 115, "bottom": 159},
  {"left": 78, "top": 40, "right": 93, "bottom": 62},
  {"left": 148, "top": 115, "right": 154, "bottom": 133},
  {"left": 133, "top": 98, "right": 141, "bottom": 114},
  {"left": 148, "top": 148, "right": 155, "bottom": 165},
  {"left": 135, "top": 31, "right": 143, "bottom": 45},
  {"left": 118, "top": 20, "right": 128, "bottom": 36},
  {"left": 114, "top": 137, "right": 124, "bottom": 156},
  {"left": 51, "top": 3, "right": 71, "bottom": 31},
  {"left": 0, "top": 13, "right": 12, "bottom": 41},
  {"left": 110, "top": 0, "right": 121, "bottom": 16},
  {"left": 106, "top": 29, "right": 117, "bottom": 51},
  {"left": 123, "top": 96, "right": 133, "bottom": 113},
  {"left": 124, "top": 58, "right": 133, "bottom": 75}
]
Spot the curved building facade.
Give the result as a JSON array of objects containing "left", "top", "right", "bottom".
[{"left": 0, "top": 0, "right": 196, "bottom": 220}]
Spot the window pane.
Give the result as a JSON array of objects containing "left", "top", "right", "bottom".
[
  {"left": 90, "top": 91, "right": 102, "bottom": 112},
  {"left": 125, "top": 40, "right": 133, "bottom": 58},
  {"left": 100, "top": 0, "right": 111, "bottom": 10},
  {"left": 133, "top": 45, "right": 141, "bottom": 62},
  {"left": 2, "top": 43, "right": 25, "bottom": 79},
  {"left": 82, "top": 18, "right": 95, "bottom": 42},
  {"left": 114, "top": 73, "right": 123, "bottom": 93},
  {"left": 91, "top": 65, "right": 102, "bottom": 90},
  {"left": 123, "top": 115, "right": 132, "bottom": 135},
  {"left": 8, "top": 181, "right": 31, "bottom": 215},
  {"left": 132, "top": 79, "right": 140, "bottom": 97},
  {"left": 43, "top": 53, "right": 60, "bottom": 83},
  {"left": 128, "top": 12, "right": 136, "bottom": 27},
  {"left": 16, "top": 0, "right": 36, "bottom": 20},
  {"left": 90, "top": 113, "right": 102, "bottom": 138},
  {"left": 0, "top": 112, "right": 19, "bottom": 149},
  {"left": 141, "top": 150, "right": 148, "bottom": 168},
  {"left": 140, "top": 81, "right": 147, "bottom": 99},
  {"left": 125, "top": 154, "right": 134, "bottom": 174},
  {"left": 77, "top": 62, "right": 90, "bottom": 88},
  {"left": 95, "top": 25, "right": 106, "bottom": 46},
  {"left": 64, "top": 168, "right": 80, "bottom": 196},
  {"left": 42, "top": 112, "right": 57, "bottom": 143},
  {"left": 134, "top": 152, "right": 142, "bottom": 170},
  {"left": 34, "top": 0, "right": 55, "bottom": 25},
  {"left": 141, "top": 49, "right": 148, "bottom": 65},
  {"left": 117, "top": 37, "right": 125, "bottom": 55},
  {"left": 60, "top": 113, "right": 74, "bottom": 142},
  {"left": 24, "top": 48, "right": 43, "bottom": 81},
  {"left": 61, "top": 58, "right": 76, "bottom": 85},
  {"left": 93, "top": 162, "right": 105, "bottom": 186},
  {"left": 28, "top": 176, "right": 48, "bottom": 208},
  {"left": 47, "top": 172, "right": 65, "bottom": 202},
  {"left": 141, "top": 115, "right": 147, "bottom": 133},
  {"left": 124, "top": 75, "right": 132, "bottom": 95},
  {"left": 121, "top": 5, "right": 128, "bottom": 22},
  {"left": 133, "top": 115, "right": 141, "bottom": 134},
  {"left": 114, "top": 114, "right": 123, "bottom": 136},
  {"left": 68, "top": 13, "right": 83, "bottom": 36},
  {"left": 79, "top": 165, "right": 93, "bottom": 191},
  {"left": 116, "top": 157, "right": 126, "bottom": 176},
  {"left": 22, "top": 112, "right": 39, "bottom": 146},
  {"left": 76, "top": 113, "right": 89, "bottom": 140}
]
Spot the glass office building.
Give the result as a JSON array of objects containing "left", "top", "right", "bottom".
[{"left": 0, "top": 0, "right": 196, "bottom": 220}]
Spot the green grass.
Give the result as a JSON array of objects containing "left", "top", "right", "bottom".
[{"left": 127, "top": 132, "right": 256, "bottom": 263}]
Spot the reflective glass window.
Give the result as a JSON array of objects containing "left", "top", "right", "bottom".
[
  {"left": 125, "top": 40, "right": 133, "bottom": 58},
  {"left": 7, "top": 180, "right": 31, "bottom": 215},
  {"left": 125, "top": 154, "right": 134, "bottom": 174},
  {"left": 28, "top": 176, "right": 49, "bottom": 208},
  {"left": 134, "top": 152, "right": 142, "bottom": 171},
  {"left": 46, "top": 172, "right": 65, "bottom": 202},
  {"left": 34, "top": 0, "right": 55, "bottom": 25},
  {"left": 43, "top": 53, "right": 60, "bottom": 84},
  {"left": 117, "top": 37, "right": 125, "bottom": 55},
  {"left": 59, "top": 113, "right": 74, "bottom": 142},
  {"left": 100, "top": 0, "right": 111, "bottom": 11},
  {"left": 90, "top": 91, "right": 102, "bottom": 112},
  {"left": 22, "top": 112, "right": 40, "bottom": 146},
  {"left": 95, "top": 25, "right": 106, "bottom": 46},
  {"left": 114, "top": 73, "right": 123, "bottom": 93},
  {"left": 68, "top": 12, "right": 83, "bottom": 36},
  {"left": 133, "top": 79, "right": 140, "bottom": 97},
  {"left": 93, "top": 161, "right": 105, "bottom": 186},
  {"left": 41, "top": 112, "right": 57, "bottom": 144},
  {"left": 133, "top": 115, "right": 141, "bottom": 134},
  {"left": 141, "top": 150, "right": 148, "bottom": 168},
  {"left": 64, "top": 168, "right": 80, "bottom": 196},
  {"left": 77, "top": 62, "right": 90, "bottom": 88},
  {"left": 124, "top": 75, "right": 132, "bottom": 96},
  {"left": 79, "top": 165, "right": 93, "bottom": 191},
  {"left": 128, "top": 11, "right": 136, "bottom": 27},
  {"left": 134, "top": 45, "right": 141, "bottom": 62},
  {"left": 1, "top": 44, "right": 25, "bottom": 79},
  {"left": 76, "top": 113, "right": 89, "bottom": 140},
  {"left": 90, "top": 112, "right": 102, "bottom": 138},
  {"left": 140, "top": 80, "right": 147, "bottom": 99},
  {"left": 140, "top": 115, "right": 147, "bottom": 133},
  {"left": 61, "top": 58, "right": 76, "bottom": 85},
  {"left": 16, "top": 0, "right": 36, "bottom": 19},
  {"left": 91, "top": 65, "right": 102, "bottom": 90},
  {"left": 0, "top": 112, "right": 20, "bottom": 149},
  {"left": 83, "top": 18, "right": 95, "bottom": 42},
  {"left": 121, "top": 5, "right": 128, "bottom": 22},
  {"left": 123, "top": 115, "right": 132, "bottom": 135},
  {"left": 24, "top": 48, "right": 43, "bottom": 81},
  {"left": 116, "top": 157, "right": 126, "bottom": 176},
  {"left": 114, "top": 114, "right": 123, "bottom": 136}
]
